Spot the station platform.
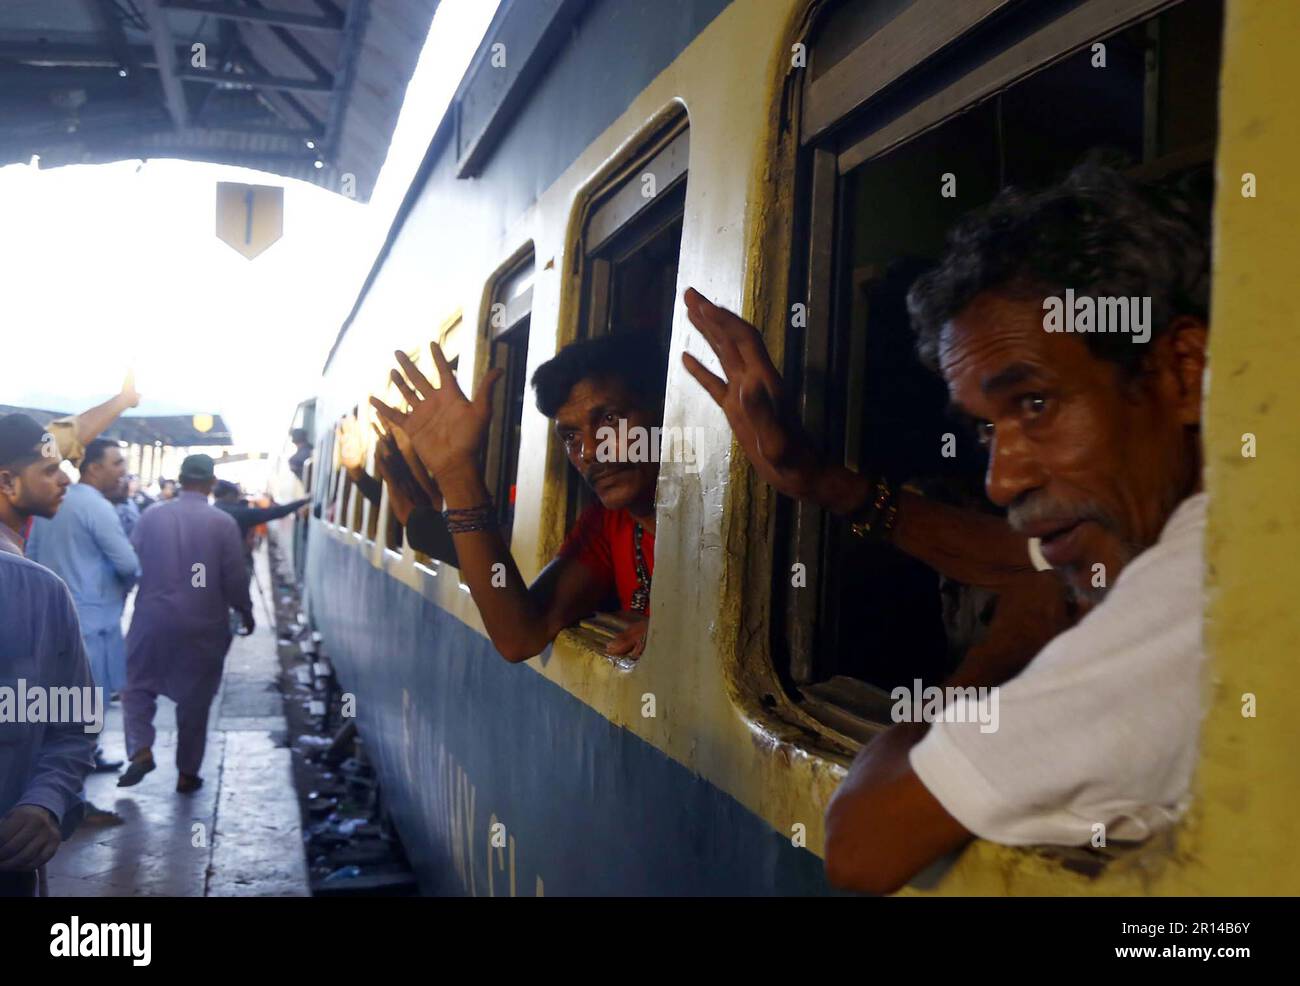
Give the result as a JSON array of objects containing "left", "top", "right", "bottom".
[{"left": 45, "top": 552, "right": 308, "bottom": 897}]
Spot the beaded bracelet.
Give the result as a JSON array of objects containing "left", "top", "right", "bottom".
[{"left": 443, "top": 501, "right": 496, "bottom": 534}]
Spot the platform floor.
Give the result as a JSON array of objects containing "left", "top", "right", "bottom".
[{"left": 46, "top": 550, "right": 308, "bottom": 897}]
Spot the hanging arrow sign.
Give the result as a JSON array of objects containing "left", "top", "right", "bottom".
[{"left": 215, "top": 181, "right": 284, "bottom": 260}]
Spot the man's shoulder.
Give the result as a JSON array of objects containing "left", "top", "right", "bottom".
[{"left": 0, "top": 548, "right": 73, "bottom": 598}]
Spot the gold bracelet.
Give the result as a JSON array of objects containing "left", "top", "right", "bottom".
[{"left": 848, "top": 477, "right": 898, "bottom": 539}]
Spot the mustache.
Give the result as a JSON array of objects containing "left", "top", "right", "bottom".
[
  {"left": 584, "top": 463, "right": 629, "bottom": 486},
  {"left": 1007, "top": 493, "right": 1116, "bottom": 534}
]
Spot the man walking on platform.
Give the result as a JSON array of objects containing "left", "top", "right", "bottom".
[{"left": 118, "top": 454, "right": 254, "bottom": 794}]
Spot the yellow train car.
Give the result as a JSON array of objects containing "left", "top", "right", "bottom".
[{"left": 292, "top": 0, "right": 1299, "bottom": 895}]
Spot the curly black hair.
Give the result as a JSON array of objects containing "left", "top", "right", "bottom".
[
  {"left": 906, "top": 157, "right": 1212, "bottom": 375},
  {"left": 531, "top": 332, "right": 667, "bottom": 419}
]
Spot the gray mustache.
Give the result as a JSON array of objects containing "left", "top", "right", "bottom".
[{"left": 1008, "top": 494, "right": 1113, "bottom": 533}]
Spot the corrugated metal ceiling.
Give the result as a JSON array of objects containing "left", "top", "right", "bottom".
[{"left": 0, "top": 0, "right": 439, "bottom": 201}]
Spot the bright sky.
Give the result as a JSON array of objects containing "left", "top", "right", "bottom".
[{"left": 0, "top": 0, "right": 499, "bottom": 461}]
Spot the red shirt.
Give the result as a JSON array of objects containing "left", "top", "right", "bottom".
[{"left": 557, "top": 503, "right": 655, "bottom": 615}]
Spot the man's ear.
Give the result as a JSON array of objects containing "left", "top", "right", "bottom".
[
  {"left": 0, "top": 467, "right": 19, "bottom": 498},
  {"left": 1164, "top": 316, "right": 1209, "bottom": 426}
]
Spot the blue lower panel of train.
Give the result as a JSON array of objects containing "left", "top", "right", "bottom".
[{"left": 306, "top": 526, "right": 831, "bottom": 895}]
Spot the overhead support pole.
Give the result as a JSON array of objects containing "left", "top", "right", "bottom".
[
  {"left": 139, "top": 0, "right": 189, "bottom": 130},
  {"left": 177, "top": 67, "right": 335, "bottom": 94},
  {"left": 160, "top": 1, "right": 345, "bottom": 33},
  {"left": 94, "top": 0, "right": 144, "bottom": 83}
]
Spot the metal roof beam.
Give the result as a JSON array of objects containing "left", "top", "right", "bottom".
[
  {"left": 139, "top": 0, "right": 189, "bottom": 130},
  {"left": 0, "top": 41, "right": 154, "bottom": 67},
  {"left": 160, "top": 1, "right": 345, "bottom": 33},
  {"left": 200, "top": 117, "right": 324, "bottom": 140},
  {"left": 178, "top": 66, "right": 333, "bottom": 94},
  {"left": 240, "top": 0, "right": 337, "bottom": 83}
]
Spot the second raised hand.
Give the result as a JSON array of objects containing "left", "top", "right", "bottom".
[
  {"left": 680, "top": 287, "right": 831, "bottom": 505},
  {"left": 369, "top": 341, "right": 502, "bottom": 483}
]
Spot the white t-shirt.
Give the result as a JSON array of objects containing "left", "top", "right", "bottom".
[{"left": 909, "top": 492, "right": 1209, "bottom": 846}]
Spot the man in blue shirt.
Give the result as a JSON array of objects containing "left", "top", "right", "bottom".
[
  {"left": 28, "top": 439, "right": 140, "bottom": 700},
  {"left": 28, "top": 439, "right": 140, "bottom": 786},
  {"left": 0, "top": 414, "right": 97, "bottom": 895}
]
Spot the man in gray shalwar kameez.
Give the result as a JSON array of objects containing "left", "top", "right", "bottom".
[{"left": 118, "top": 454, "right": 254, "bottom": 793}]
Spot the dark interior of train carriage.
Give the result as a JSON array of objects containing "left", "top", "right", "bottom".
[
  {"left": 486, "top": 253, "right": 536, "bottom": 544},
  {"left": 779, "top": 0, "right": 1222, "bottom": 738}
]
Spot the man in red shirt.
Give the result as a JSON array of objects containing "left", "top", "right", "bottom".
[{"left": 373, "top": 333, "right": 664, "bottom": 660}]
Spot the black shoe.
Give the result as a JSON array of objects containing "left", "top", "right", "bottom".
[
  {"left": 117, "top": 758, "right": 156, "bottom": 787},
  {"left": 176, "top": 774, "right": 203, "bottom": 794},
  {"left": 93, "top": 750, "right": 124, "bottom": 772}
]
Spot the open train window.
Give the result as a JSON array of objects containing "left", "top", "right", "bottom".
[
  {"left": 314, "top": 426, "right": 334, "bottom": 509},
  {"left": 778, "top": 0, "right": 1222, "bottom": 740},
  {"left": 568, "top": 117, "right": 688, "bottom": 530},
  {"left": 484, "top": 252, "right": 534, "bottom": 543}
]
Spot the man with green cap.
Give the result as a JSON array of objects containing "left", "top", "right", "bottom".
[{"left": 118, "top": 454, "right": 254, "bottom": 793}]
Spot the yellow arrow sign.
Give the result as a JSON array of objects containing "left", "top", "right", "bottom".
[{"left": 216, "top": 182, "right": 284, "bottom": 260}]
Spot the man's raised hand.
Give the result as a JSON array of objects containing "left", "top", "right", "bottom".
[
  {"left": 338, "top": 415, "right": 366, "bottom": 472},
  {"left": 369, "top": 342, "right": 502, "bottom": 484},
  {"left": 681, "top": 288, "right": 828, "bottom": 503},
  {"left": 121, "top": 370, "right": 141, "bottom": 409}
]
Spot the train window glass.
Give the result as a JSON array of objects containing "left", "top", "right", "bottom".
[
  {"left": 567, "top": 118, "right": 688, "bottom": 530},
  {"left": 484, "top": 254, "right": 534, "bottom": 543},
  {"left": 780, "top": 0, "right": 1222, "bottom": 740}
]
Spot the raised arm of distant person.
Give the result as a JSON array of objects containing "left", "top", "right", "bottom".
[
  {"left": 235, "top": 498, "right": 311, "bottom": 528},
  {"left": 371, "top": 345, "right": 606, "bottom": 662},
  {"left": 45, "top": 373, "right": 140, "bottom": 466},
  {"left": 337, "top": 416, "right": 382, "bottom": 506}
]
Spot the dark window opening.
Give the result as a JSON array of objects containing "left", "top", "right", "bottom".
[{"left": 485, "top": 255, "right": 534, "bottom": 545}]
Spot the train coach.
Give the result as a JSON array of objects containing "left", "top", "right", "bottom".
[{"left": 276, "top": 0, "right": 1298, "bottom": 895}]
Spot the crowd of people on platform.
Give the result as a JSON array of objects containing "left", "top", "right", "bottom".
[{"left": 0, "top": 380, "right": 307, "bottom": 895}]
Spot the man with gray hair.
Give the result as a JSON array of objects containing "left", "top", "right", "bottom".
[{"left": 683, "top": 160, "right": 1211, "bottom": 893}]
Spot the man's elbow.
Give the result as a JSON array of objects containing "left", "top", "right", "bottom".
[
  {"left": 496, "top": 639, "right": 542, "bottom": 664},
  {"left": 824, "top": 801, "right": 911, "bottom": 895}
]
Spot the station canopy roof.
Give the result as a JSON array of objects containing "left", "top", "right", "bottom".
[
  {"left": 0, "top": 402, "right": 234, "bottom": 447},
  {"left": 0, "top": 0, "right": 440, "bottom": 202}
]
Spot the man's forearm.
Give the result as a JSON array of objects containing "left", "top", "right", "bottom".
[
  {"left": 824, "top": 721, "right": 968, "bottom": 894},
  {"left": 815, "top": 466, "right": 1032, "bottom": 585},
  {"left": 438, "top": 465, "right": 554, "bottom": 662},
  {"left": 75, "top": 393, "right": 133, "bottom": 445},
  {"left": 243, "top": 498, "right": 310, "bottom": 526},
  {"left": 347, "top": 466, "right": 382, "bottom": 507}
]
